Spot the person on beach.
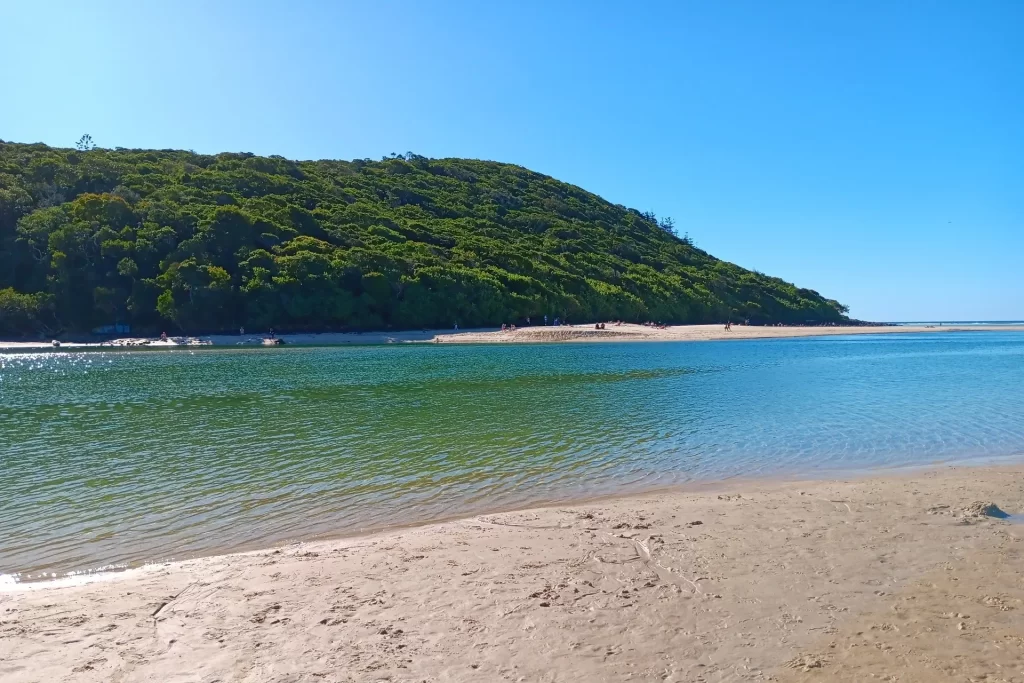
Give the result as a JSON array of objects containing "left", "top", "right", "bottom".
[{"left": 160, "top": 331, "right": 167, "bottom": 341}]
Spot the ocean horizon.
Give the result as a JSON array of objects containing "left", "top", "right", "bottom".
[{"left": 889, "top": 320, "right": 1024, "bottom": 326}]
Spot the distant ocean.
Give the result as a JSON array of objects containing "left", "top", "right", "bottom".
[{"left": 890, "top": 320, "right": 1024, "bottom": 326}]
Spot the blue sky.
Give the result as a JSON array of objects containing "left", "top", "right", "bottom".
[{"left": 2, "top": 1, "right": 1021, "bottom": 321}]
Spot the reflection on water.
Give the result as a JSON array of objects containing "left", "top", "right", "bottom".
[{"left": 3, "top": 332, "right": 1024, "bottom": 580}]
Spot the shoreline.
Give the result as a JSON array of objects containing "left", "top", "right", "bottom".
[
  {"left": 6, "top": 452, "right": 1022, "bottom": 588},
  {"left": 4, "top": 463, "right": 1024, "bottom": 681},
  {"left": 3, "top": 322, "right": 1024, "bottom": 350}
]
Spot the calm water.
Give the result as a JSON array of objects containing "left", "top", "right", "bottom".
[
  {"left": 3, "top": 332, "right": 1024, "bottom": 581},
  {"left": 892, "top": 320, "right": 1024, "bottom": 326}
]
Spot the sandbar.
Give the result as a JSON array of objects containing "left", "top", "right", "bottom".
[{"left": 2, "top": 323, "right": 1023, "bottom": 350}]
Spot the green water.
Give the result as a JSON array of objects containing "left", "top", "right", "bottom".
[{"left": 3, "top": 333, "right": 1024, "bottom": 581}]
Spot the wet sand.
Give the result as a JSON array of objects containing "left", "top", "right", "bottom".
[
  {"left": 3, "top": 323, "right": 1023, "bottom": 350},
  {"left": 3, "top": 464, "right": 1023, "bottom": 682}
]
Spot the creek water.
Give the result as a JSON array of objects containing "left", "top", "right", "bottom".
[{"left": 3, "top": 332, "right": 1024, "bottom": 581}]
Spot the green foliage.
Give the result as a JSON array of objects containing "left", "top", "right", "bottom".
[
  {"left": 0, "top": 142, "right": 849, "bottom": 335},
  {"left": 0, "top": 288, "right": 53, "bottom": 335}
]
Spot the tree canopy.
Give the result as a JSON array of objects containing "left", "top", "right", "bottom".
[{"left": 0, "top": 141, "right": 849, "bottom": 336}]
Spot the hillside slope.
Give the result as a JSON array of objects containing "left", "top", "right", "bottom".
[{"left": 0, "top": 142, "right": 848, "bottom": 336}]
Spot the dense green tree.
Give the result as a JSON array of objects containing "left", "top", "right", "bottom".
[
  {"left": 0, "top": 140, "right": 851, "bottom": 336},
  {"left": 0, "top": 288, "right": 53, "bottom": 335}
]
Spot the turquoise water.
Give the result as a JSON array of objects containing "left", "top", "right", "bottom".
[
  {"left": 892, "top": 320, "right": 1024, "bottom": 326},
  {"left": 3, "top": 332, "right": 1024, "bottom": 581}
]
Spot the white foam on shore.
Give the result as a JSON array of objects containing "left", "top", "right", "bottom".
[{"left": 0, "top": 564, "right": 139, "bottom": 593}]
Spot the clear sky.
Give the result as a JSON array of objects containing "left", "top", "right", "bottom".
[{"left": 2, "top": 1, "right": 1021, "bottom": 321}]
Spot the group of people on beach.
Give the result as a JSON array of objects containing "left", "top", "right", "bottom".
[
  {"left": 483, "top": 317, "right": 850, "bottom": 334},
  {"left": 496, "top": 317, "right": 581, "bottom": 331}
]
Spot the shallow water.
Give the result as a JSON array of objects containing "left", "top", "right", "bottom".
[{"left": 3, "top": 332, "right": 1024, "bottom": 581}]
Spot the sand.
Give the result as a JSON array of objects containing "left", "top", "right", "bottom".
[
  {"left": 3, "top": 323, "right": 1023, "bottom": 350},
  {"left": 437, "top": 322, "right": 1024, "bottom": 344},
  {"left": 3, "top": 464, "right": 1024, "bottom": 682}
]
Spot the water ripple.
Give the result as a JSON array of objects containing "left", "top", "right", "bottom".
[{"left": 3, "top": 333, "right": 1024, "bottom": 580}]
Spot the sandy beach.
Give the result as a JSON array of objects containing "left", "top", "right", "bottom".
[
  {"left": 3, "top": 323, "right": 1023, "bottom": 350},
  {"left": 3, "top": 464, "right": 1023, "bottom": 682},
  {"left": 437, "top": 322, "right": 1024, "bottom": 345}
]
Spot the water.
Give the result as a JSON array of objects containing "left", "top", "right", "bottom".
[
  {"left": 891, "top": 320, "right": 1024, "bottom": 326},
  {"left": 3, "top": 332, "right": 1024, "bottom": 582}
]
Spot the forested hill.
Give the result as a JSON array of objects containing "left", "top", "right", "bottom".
[{"left": 0, "top": 140, "right": 850, "bottom": 336}]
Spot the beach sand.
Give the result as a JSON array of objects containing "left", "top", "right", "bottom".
[
  {"left": 437, "top": 322, "right": 1024, "bottom": 344},
  {"left": 3, "top": 323, "right": 1023, "bottom": 350},
  {"left": 3, "top": 464, "right": 1023, "bottom": 682}
]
